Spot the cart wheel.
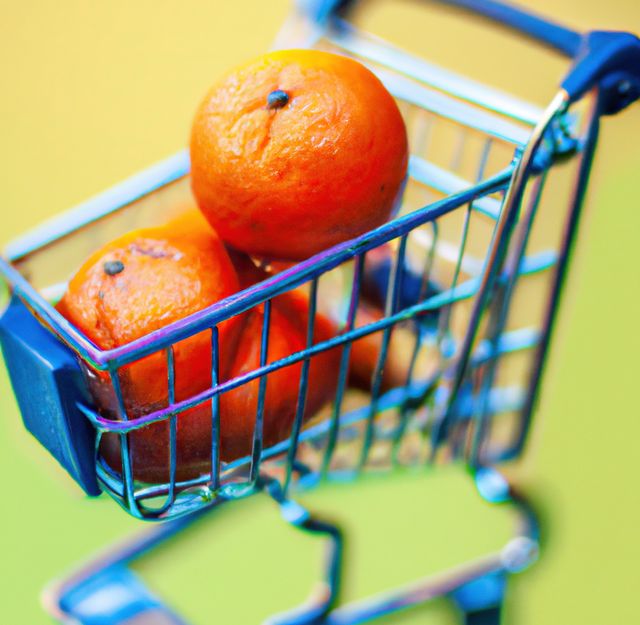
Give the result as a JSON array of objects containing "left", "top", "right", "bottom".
[
  {"left": 464, "top": 605, "right": 502, "bottom": 625},
  {"left": 450, "top": 571, "right": 506, "bottom": 625}
]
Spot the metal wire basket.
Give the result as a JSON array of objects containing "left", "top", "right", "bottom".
[{"left": 1, "top": 0, "right": 639, "bottom": 622}]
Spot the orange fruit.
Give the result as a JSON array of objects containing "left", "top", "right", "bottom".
[
  {"left": 221, "top": 247, "right": 341, "bottom": 460},
  {"left": 190, "top": 49, "right": 408, "bottom": 261},
  {"left": 56, "top": 220, "right": 242, "bottom": 482},
  {"left": 220, "top": 287, "right": 340, "bottom": 461},
  {"left": 347, "top": 302, "right": 412, "bottom": 393},
  {"left": 56, "top": 220, "right": 241, "bottom": 412},
  {"left": 57, "top": 214, "right": 340, "bottom": 483}
]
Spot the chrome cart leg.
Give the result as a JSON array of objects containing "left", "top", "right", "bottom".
[
  {"left": 263, "top": 478, "right": 344, "bottom": 625},
  {"left": 42, "top": 506, "right": 210, "bottom": 625},
  {"left": 267, "top": 468, "right": 538, "bottom": 625}
]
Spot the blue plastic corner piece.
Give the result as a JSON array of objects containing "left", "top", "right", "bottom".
[{"left": 0, "top": 295, "right": 100, "bottom": 496}]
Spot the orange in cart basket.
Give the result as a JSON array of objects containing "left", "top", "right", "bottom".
[
  {"left": 347, "top": 302, "right": 421, "bottom": 394},
  {"left": 190, "top": 49, "right": 409, "bottom": 261},
  {"left": 218, "top": 245, "right": 340, "bottom": 464},
  {"left": 56, "top": 215, "right": 340, "bottom": 483}
]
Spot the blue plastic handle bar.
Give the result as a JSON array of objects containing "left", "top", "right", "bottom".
[
  {"left": 301, "top": 0, "right": 640, "bottom": 114},
  {"left": 430, "top": 0, "right": 581, "bottom": 57},
  {"left": 302, "top": 0, "right": 580, "bottom": 54}
]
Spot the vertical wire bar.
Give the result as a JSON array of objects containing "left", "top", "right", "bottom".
[
  {"left": 210, "top": 326, "right": 221, "bottom": 491},
  {"left": 414, "top": 111, "right": 434, "bottom": 162},
  {"left": 108, "top": 367, "right": 140, "bottom": 518},
  {"left": 429, "top": 138, "right": 493, "bottom": 462},
  {"left": 429, "top": 215, "right": 474, "bottom": 458},
  {"left": 438, "top": 138, "right": 493, "bottom": 344},
  {"left": 431, "top": 271, "right": 470, "bottom": 462},
  {"left": 249, "top": 300, "right": 271, "bottom": 482},
  {"left": 450, "top": 127, "right": 467, "bottom": 173},
  {"left": 358, "top": 235, "right": 408, "bottom": 470},
  {"left": 391, "top": 221, "right": 439, "bottom": 462},
  {"left": 436, "top": 207, "right": 472, "bottom": 345},
  {"left": 321, "top": 254, "right": 365, "bottom": 476},
  {"left": 134, "top": 348, "right": 179, "bottom": 517},
  {"left": 469, "top": 171, "right": 548, "bottom": 465},
  {"left": 434, "top": 92, "right": 568, "bottom": 467},
  {"left": 433, "top": 139, "right": 490, "bottom": 353},
  {"left": 284, "top": 278, "right": 318, "bottom": 494},
  {"left": 165, "top": 346, "right": 177, "bottom": 507},
  {"left": 452, "top": 138, "right": 493, "bottom": 459},
  {"left": 477, "top": 139, "right": 494, "bottom": 191},
  {"left": 514, "top": 94, "right": 602, "bottom": 460}
]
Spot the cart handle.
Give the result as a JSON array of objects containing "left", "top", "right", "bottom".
[{"left": 299, "top": 0, "right": 640, "bottom": 114}]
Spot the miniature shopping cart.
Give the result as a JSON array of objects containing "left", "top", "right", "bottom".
[{"left": 1, "top": 0, "right": 638, "bottom": 623}]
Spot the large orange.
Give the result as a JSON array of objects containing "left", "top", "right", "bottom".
[{"left": 190, "top": 49, "right": 408, "bottom": 261}]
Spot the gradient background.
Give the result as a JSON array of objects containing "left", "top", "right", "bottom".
[{"left": 1, "top": 1, "right": 638, "bottom": 623}]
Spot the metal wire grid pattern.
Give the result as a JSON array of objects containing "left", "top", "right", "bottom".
[{"left": 0, "top": 16, "right": 596, "bottom": 521}]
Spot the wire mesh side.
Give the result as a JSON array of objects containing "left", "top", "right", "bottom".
[
  {"left": 0, "top": 15, "right": 600, "bottom": 519},
  {"left": 73, "top": 93, "right": 588, "bottom": 520},
  {"left": 87, "top": 178, "right": 515, "bottom": 518}
]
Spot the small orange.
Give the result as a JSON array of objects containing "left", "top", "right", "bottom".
[
  {"left": 56, "top": 220, "right": 242, "bottom": 482},
  {"left": 57, "top": 214, "right": 340, "bottom": 483},
  {"left": 58, "top": 226, "right": 237, "bottom": 347},
  {"left": 221, "top": 247, "right": 341, "bottom": 460},
  {"left": 219, "top": 287, "right": 340, "bottom": 461},
  {"left": 347, "top": 302, "right": 412, "bottom": 393},
  {"left": 56, "top": 220, "right": 241, "bottom": 407},
  {"left": 190, "top": 49, "right": 408, "bottom": 261}
]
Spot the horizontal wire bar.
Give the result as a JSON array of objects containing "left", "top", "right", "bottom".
[
  {"left": 33, "top": 155, "right": 503, "bottom": 311},
  {"left": 94, "top": 324, "right": 539, "bottom": 504},
  {"left": 409, "top": 155, "right": 503, "bottom": 220},
  {"left": 86, "top": 168, "right": 514, "bottom": 368},
  {"left": 83, "top": 250, "right": 553, "bottom": 434},
  {"left": 1, "top": 168, "right": 512, "bottom": 370},
  {"left": 210, "top": 330, "right": 539, "bottom": 470},
  {"left": 327, "top": 19, "right": 544, "bottom": 126},
  {"left": 4, "top": 150, "right": 190, "bottom": 263},
  {"left": 374, "top": 65, "right": 533, "bottom": 145}
]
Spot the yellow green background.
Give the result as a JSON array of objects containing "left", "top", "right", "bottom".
[{"left": 1, "top": 1, "right": 638, "bottom": 623}]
